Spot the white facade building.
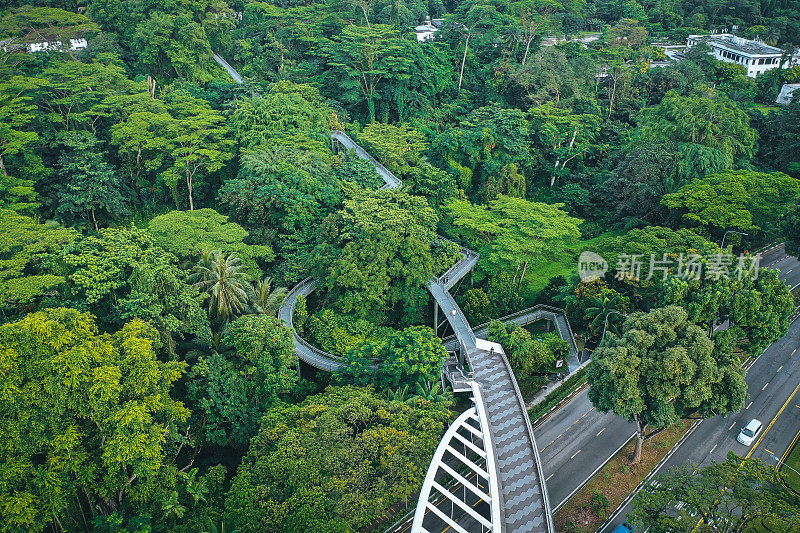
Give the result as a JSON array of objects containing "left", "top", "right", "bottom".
[
  {"left": 687, "top": 34, "right": 784, "bottom": 77},
  {"left": 776, "top": 83, "right": 800, "bottom": 105},
  {"left": 415, "top": 17, "right": 443, "bottom": 42}
]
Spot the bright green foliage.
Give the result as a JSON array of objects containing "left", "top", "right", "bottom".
[
  {"left": 781, "top": 198, "right": 800, "bottom": 258},
  {"left": 0, "top": 308, "right": 188, "bottom": 532},
  {"left": 0, "top": 79, "right": 39, "bottom": 212},
  {"left": 528, "top": 103, "right": 602, "bottom": 187},
  {"left": 223, "top": 314, "right": 298, "bottom": 400},
  {"left": 230, "top": 85, "right": 331, "bottom": 149},
  {"left": 321, "top": 24, "right": 413, "bottom": 122},
  {"left": 306, "top": 308, "right": 395, "bottom": 358},
  {"left": 147, "top": 208, "right": 273, "bottom": 278},
  {"left": 339, "top": 326, "right": 448, "bottom": 389},
  {"left": 0, "top": 210, "right": 76, "bottom": 315},
  {"left": 488, "top": 320, "right": 565, "bottom": 376},
  {"left": 599, "top": 225, "right": 721, "bottom": 267},
  {"left": 631, "top": 453, "right": 800, "bottom": 531},
  {"left": 132, "top": 13, "right": 217, "bottom": 83},
  {"left": 636, "top": 87, "right": 756, "bottom": 171},
  {"left": 435, "top": 103, "right": 531, "bottom": 194},
  {"left": 462, "top": 288, "right": 493, "bottom": 324},
  {"left": 587, "top": 306, "right": 746, "bottom": 463},
  {"left": 729, "top": 269, "right": 795, "bottom": 355},
  {"left": 358, "top": 122, "right": 427, "bottom": 178},
  {"left": 224, "top": 386, "right": 450, "bottom": 531},
  {"left": 333, "top": 154, "right": 383, "bottom": 190},
  {"left": 253, "top": 277, "right": 288, "bottom": 316},
  {"left": 187, "top": 314, "right": 298, "bottom": 448},
  {"left": 55, "top": 131, "right": 129, "bottom": 230},
  {"left": 662, "top": 170, "right": 800, "bottom": 240},
  {"left": 447, "top": 195, "right": 582, "bottom": 285},
  {"left": 190, "top": 251, "right": 253, "bottom": 324},
  {"left": 757, "top": 100, "right": 800, "bottom": 177},
  {"left": 59, "top": 226, "right": 210, "bottom": 349},
  {"left": 160, "top": 90, "right": 233, "bottom": 211},
  {"left": 315, "top": 189, "right": 438, "bottom": 323},
  {"left": 583, "top": 292, "right": 627, "bottom": 336}
]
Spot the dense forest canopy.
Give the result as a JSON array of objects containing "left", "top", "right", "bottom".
[{"left": 0, "top": 0, "right": 799, "bottom": 530}]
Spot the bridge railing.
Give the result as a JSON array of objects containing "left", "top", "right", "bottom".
[{"left": 331, "top": 130, "right": 402, "bottom": 189}]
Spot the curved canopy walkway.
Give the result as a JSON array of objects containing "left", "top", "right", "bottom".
[{"left": 273, "top": 129, "right": 559, "bottom": 532}]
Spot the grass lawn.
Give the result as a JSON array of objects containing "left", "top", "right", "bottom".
[
  {"left": 753, "top": 104, "right": 780, "bottom": 115},
  {"left": 554, "top": 420, "right": 695, "bottom": 533},
  {"left": 782, "top": 440, "right": 800, "bottom": 493},
  {"left": 519, "top": 230, "right": 624, "bottom": 302}
]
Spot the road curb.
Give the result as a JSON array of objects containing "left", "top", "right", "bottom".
[{"left": 595, "top": 419, "right": 703, "bottom": 532}]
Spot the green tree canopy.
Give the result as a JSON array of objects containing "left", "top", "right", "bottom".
[
  {"left": 447, "top": 195, "right": 582, "bottom": 287},
  {"left": 147, "top": 208, "right": 273, "bottom": 278},
  {"left": 0, "top": 210, "right": 76, "bottom": 316},
  {"left": 0, "top": 308, "right": 188, "bottom": 532},
  {"left": 662, "top": 170, "right": 800, "bottom": 240},
  {"left": 314, "top": 189, "right": 438, "bottom": 323},
  {"left": 58, "top": 226, "right": 210, "bottom": 351},
  {"left": 635, "top": 87, "right": 756, "bottom": 172},
  {"left": 224, "top": 386, "right": 450, "bottom": 531},
  {"left": 631, "top": 453, "right": 800, "bottom": 532},
  {"left": 587, "top": 305, "right": 746, "bottom": 463}
]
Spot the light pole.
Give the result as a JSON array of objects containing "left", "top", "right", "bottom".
[
  {"left": 768, "top": 452, "right": 800, "bottom": 478},
  {"left": 720, "top": 230, "right": 749, "bottom": 249},
  {"left": 600, "top": 310, "right": 628, "bottom": 346}
]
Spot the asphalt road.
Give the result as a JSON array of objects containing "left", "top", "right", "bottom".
[
  {"left": 399, "top": 244, "right": 800, "bottom": 533},
  {"left": 601, "top": 311, "right": 800, "bottom": 532}
]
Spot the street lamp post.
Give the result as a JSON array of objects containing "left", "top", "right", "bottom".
[
  {"left": 770, "top": 453, "right": 800, "bottom": 478},
  {"left": 720, "top": 230, "right": 749, "bottom": 250}
]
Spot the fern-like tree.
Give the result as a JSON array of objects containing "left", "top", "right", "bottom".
[
  {"left": 191, "top": 251, "right": 252, "bottom": 323},
  {"left": 253, "top": 276, "right": 288, "bottom": 316}
]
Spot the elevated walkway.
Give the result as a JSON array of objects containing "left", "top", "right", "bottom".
[{"left": 275, "top": 129, "right": 557, "bottom": 532}]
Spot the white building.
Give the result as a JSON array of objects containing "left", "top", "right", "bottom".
[
  {"left": 776, "top": 83, "right": 800, "bottom": 105},
  {"left": 415, "top": 17, "right": 443, "bottom": 42},
  {"left": 27, "top": 37, "right": 87, "bottom": 53},
  {"left": 687, "top": 34, "right": 784, "bottom": 77}
]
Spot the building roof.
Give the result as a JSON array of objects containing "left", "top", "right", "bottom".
[{"left": 710, "top": 35, "right": 782, "bottom": 56}]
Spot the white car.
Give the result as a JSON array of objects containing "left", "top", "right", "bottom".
[{"left": 737, "top": 419, "right": 762, "bottom": 446}]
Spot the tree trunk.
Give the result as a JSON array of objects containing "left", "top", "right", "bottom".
[
  {"left": 458, "top": 33, "right": 471, "bottom": 93},
  {"left": 607, "top": 69, "right": 619, "bottom": 121},
  {"left": 91, "top": 208, "right": 99, "bottom": 232},
  {"left": 0, "top": 153, "right": 6, "bottom": 176},
  {"left": 523, "top": 36, "right": 533, "bottom": 64},
  {"left": 367, "top": 96, "right": 376, "bottom": 123},
  {"left": 518, "top": 260, "right": 529, "bottom": 290},
  {"left": 187, "top": 173, "right": 194, "bottom": 211},
  {"left": 631, "top": 417, "right": 645, "bottom": 464}
]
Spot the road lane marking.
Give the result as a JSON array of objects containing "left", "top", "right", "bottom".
[
  {"left": 793, "top": 349, "right": 797, "bottom": 356},
  {"left": 710, "top": 444, "right": 717, "bottom": 453},
  {"left": 729, "top": 422, "right": 736, "bottom": 431},
  {"left": 746, "top": 401, "right": 753, "bottom": 409},
  {"left": 571, "top": 449, "right": 582, "bottom": 459},
  {"left": 596, "top": 427, "right": 606, "bottom": 436},
  {"left": 546, "top": 473, "right": 554, "bottom": 481},
  {"left": 747, "top": 381, "right": 800, "bottom": 459},
  {"left": 778, "top": 365, "right": 783, "bottom": 372},
  {"left": 763, "top": 382, "right": 770, "bottom": 391}
]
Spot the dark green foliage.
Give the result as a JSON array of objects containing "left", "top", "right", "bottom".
[{"left": 224, "top": 386, "right": 451, "bottom": 531}]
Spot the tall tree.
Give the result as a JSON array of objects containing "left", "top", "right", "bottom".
[
  {"left": 190, "top": 251, "right": 253, "bottom": 323},
  {"left": 55, "top": 131, "right": 128, "bottom": 230},
  {"left": 447, "top": 195, "right": 582, "bottom": 287},
  {"left": 314, "top": 189, "right": 438, "bottom": 323},
  {"left": 162, "top": 90, "right": 232, "bottom": 211},
  {"left": 0, "top": 308, "right": 188, "bottom": 532},
  {"left": 322, "top": 24, "right": 412, "bottom": 122},
  {"left": 587, "top": 306, "right": 746, "bottom": 463},
  {"left": 631, "top": 454, "right": 800, "bottom": 532}
]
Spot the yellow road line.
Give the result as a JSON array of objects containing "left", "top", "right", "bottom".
[{"left": 747, "top": 381, "right": 800, "bottom": 459}]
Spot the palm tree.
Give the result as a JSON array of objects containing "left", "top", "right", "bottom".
[
  {"left": 411, "top": 379, "right": 451, "bottom": 404},
  {"left": 162, "top": 491, "right": 186, "bottom": 520},
  {"left": 191, "top": 251, "right": 251, "bottom": 322},
  {"left": 254, "top": 276, "right": 288, "bottom": 316},
  {"left": 584, "top": 294, "right": 623, "bottom": 337},
  {"left": 387, "top": 384, "right": 410, "bottom": 403}
]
